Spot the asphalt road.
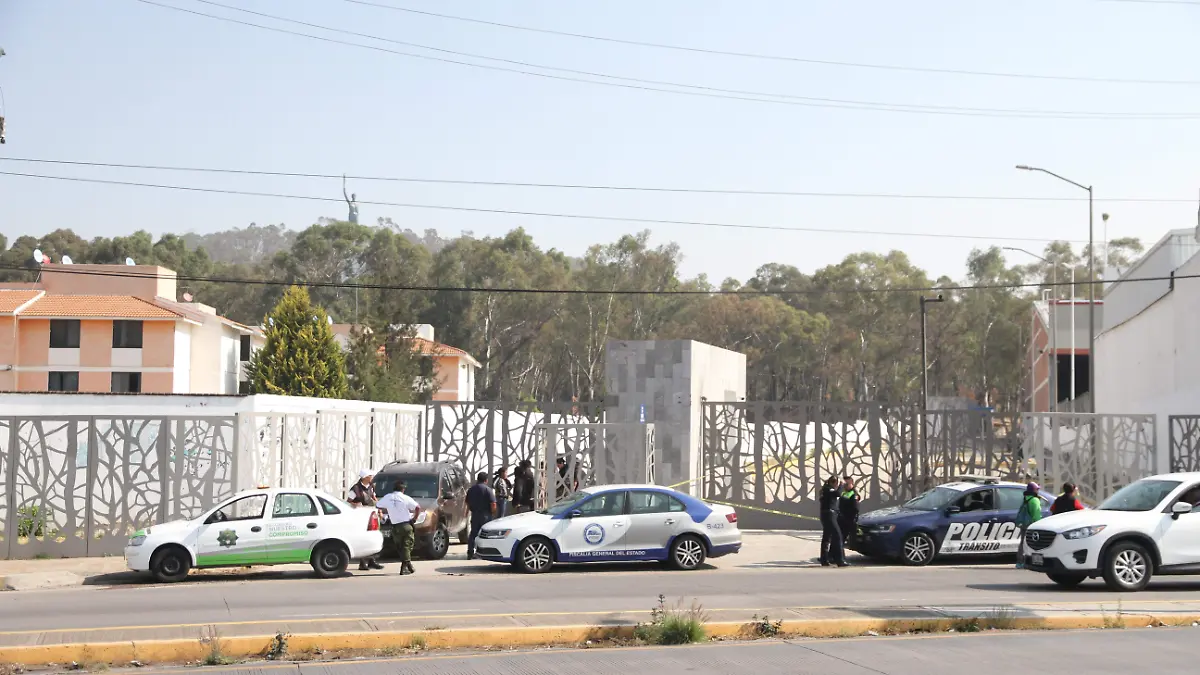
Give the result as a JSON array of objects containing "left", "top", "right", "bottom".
[
  {"left": 113, "top": 628, "right": 1185, "bottom": 674},
  {"left": 6, "top": 556, "right": 1200, "bottom": 633}
]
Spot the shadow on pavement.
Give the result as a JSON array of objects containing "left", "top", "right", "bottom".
[
  {"left": 967, "top": 580, "right": 1200, "bottom": 594},
  {"left": 433, "top": 561, "right": 718, "bottom": 575}
]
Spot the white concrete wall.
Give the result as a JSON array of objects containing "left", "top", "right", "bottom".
[
  {"left": 172, "top": 324, "right": 191, "bottom": 393},
  {"left": 1096, "top": 251, "right": 1200, "bottom": 465},
  {"left": 687, "top": 341, "right": 747, "bottom": 492},
  {"left": 187, "top": 318, "right": 223, "bottom": 395},
  {"left": 219, "top": 332, "right": 239, "bottom": 394},
  {"left": 1104, "top": 229, "right": 1200, "bottom": 331}
]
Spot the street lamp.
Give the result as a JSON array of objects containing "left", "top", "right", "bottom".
[
  {"left": 1016, "top": 164, "right": 1095, "bottom": 412},
  {"left": 919, "top": 294, "right": 945, "bottom": 415}
]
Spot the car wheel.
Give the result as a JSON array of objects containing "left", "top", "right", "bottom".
[
  {"left": 901, "top": 532, "right": 935, "bottom": 566},
  {"left": 150, "top": 546, "right": 191, "bottom": 583},
  {"left": 1103, "top": 541, "right": 1152, "bottom": 592},
  {"left": 425, "top": 525, "right": 450, "bottom": 560},
  {"left": 458, "top": 524, "right": 468, "bottom": 545},
  {"left": 515, "top": 537, "right": 555, "bottom": 574},
  {"left": 1047, "top": 572, "right": 1088, "bottom": 588},
  {"left": 311, "top": 543, "right": 349, "bottom": 578},
  {"left": 669, "top": 535, "right": 708, "bottom": 571}
]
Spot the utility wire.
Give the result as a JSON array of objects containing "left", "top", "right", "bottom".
[
  {"left": 0, "top": 169, "right": 1094, "bottom": 245},
  {"left": 131, "top": 0, "right": 1200, "bottom": 120},
  {"left": 343, "top": 0, "right": 1200, "bottom": 87},
  {"left": 1, "top": 156, "right": 1191, "bottom": 204},
  {"left": 0, "top": 261, "right": 1181, "bottom": 297}
]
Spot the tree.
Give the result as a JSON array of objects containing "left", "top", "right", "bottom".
[
  {"left": 247, "top": 286, "right": 348, "bottom": 398},
  {"left": 344, "top": 325, "right": 437, "bottom": 404}
]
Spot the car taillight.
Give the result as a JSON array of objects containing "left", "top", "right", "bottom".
[
  {"left": 726, "top": 512, "right": 738, "bottom": 524},
  {"left": 368, "top": 510, "right": 380, "bottom": 531}
]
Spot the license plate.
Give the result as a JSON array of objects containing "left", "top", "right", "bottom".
[{"left": 1031, "top": 553, "right": 1044, "bottom": 566}]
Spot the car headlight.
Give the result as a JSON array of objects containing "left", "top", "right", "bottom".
[
  {"left": 128, "top": 535, "right": 147, "bottom": 547},
  {"left": 479, "top": 529, "right": 511, "bottom": 539},
  {"left": 1062, "top": 525, "right": 1107, "bottom": 540},
  {"left": 866, "top": 524, "right": 895, "bottom": 533},
  {"left": 414, "top": 512, "right": 428, "bottom": 525}
]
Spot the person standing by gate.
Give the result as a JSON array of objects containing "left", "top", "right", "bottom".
[
  {"left": 819, "top": 476, "right": 847, "bottom": 567},
  {"left": 1015, "top": 481, "right": 1044, "bottom": 569},
  {"left": 465, "top": 472, "right": 497, "bottom": 560},
  {"left": 838, "top": 476, "right": 861, "bottom": 547},
  {"left": 348, "top": 470, "right": 385, "bottom": 571},
  {"left": 377, "top": 480, "right": 420, "bottom": 576},
  {"left": 512, "top": 460, "right": 535, "bottom": 513},
  {"left": 493, "top": 466, "right": 513, "bottom": 519},
  {"left": 1051, "top": 483, "right": 1084, "bottom": 515}
]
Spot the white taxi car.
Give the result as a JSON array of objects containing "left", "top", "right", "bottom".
[
  {"left": 474, "top": 484, "right": 741, "bottom": 573},
  {"left": 1023, "top": 472, "right": 1200, "bottom": 591},
  {"left": 125, "top": 487, "right": 383, "bottom": 582}
]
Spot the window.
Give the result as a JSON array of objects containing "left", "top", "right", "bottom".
[
  {"left": 206, "top": 494, "right": 267, "bottom": 523},
  {"left": 1099, "top": 479, "right": 1182, "bottom": 512},
  {"left": 576, "top": 491, "right": 627, "bottom": 517},
  {"left": 374, "top": 474, "right": 438, "bottom": 500},
  {"left": 629, "top": 491, "right": 685, "bottom": 514},
  {"left": 273, "top": 493, "right": 319, "bottom": 518},
  {"left": 48, "top": 371, "right": 79, "bottom": 392},
  {"left": 997, "top": 488, "right": 1027, "bottom": 512},
  {"left": 319, "top": 497, "right": 343, "bottom": 515},
  {"left": 112, "top": 320, "right": 144, "bottom": 348},
  {"left": 49, "top": 320, "right": 80, "bottom": 348},
  {"left": 111, "top": 372, "right": 142, "bottom": 393},
  {"left": 238, "top": 381, "right": 251, "bottom": 395},
  {"left": 239, "top": 334, "right": 252, "bottom": 361},
  {"left": 954, "top": 489, "right": 995, "bottom": 513},
  {"left": 440, "top": 472, "right": 455, "bottom": 497},
  {"left": 902, "top": 487, "right": 961, "bottom": 511}
]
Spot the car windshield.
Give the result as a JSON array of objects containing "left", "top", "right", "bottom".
[
  {"left": 902, "top": 487, "right": 961, "bottom": 511},
  {"left": 543, "top": 491, "right": 589, "bottom": 515},
  {"left": 1098, "top": 479, "right": 1182, "bottom": 512},
  {"left": 375, "top": 474, "right": 439, "bottom": 500}
]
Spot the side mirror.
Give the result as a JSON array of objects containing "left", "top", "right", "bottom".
[
  {"left": 569, "top": 510, "right": 583, "bottom": 518},
  {"left": 1172, "top": 501, "right": 1192, "bottom": 518}
]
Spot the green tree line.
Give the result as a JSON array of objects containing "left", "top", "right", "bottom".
[{"left": 0, "top": 223, "right": 1143, "bottom": 411}]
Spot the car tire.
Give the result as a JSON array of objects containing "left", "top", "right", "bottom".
[
  {"left": 901, "top": 532, "right": 936, "bottom": 566},
  {"left": 458, "top": 524, "right": 468, "bottom": 545},
  {"left": 424, "top": 525, "right": 450, "bottom": 560},
  {"left": 1103, "top": 541, "right": 1152, "bottom": 592},
  {"left": 669, "top": 535, "right": 708, "bottom": 571},
  {"left": 1047, "top": 572, "right": 1088, "bottom": 589},
  {"left": 515, "top": 537, "right": 555, "bottom": 574},
  {"left": 311, "top": 542, "right": 349, "bottom": 579},
  {"left": 150, "top": 545, "right": 191, "bottom": 583}
]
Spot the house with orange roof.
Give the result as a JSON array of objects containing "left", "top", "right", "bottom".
[
  {"left": 330, "top": 323, "right": 479, "bottom": 401},
  {"left": 0, "top": 263, "right": 264, "bottom": 394}
]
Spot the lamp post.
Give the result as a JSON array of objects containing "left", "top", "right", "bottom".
[
  {"left": 1016, "top": 165, "right": 1095, "bottom": 412},
  {"left": 920, "top": 294, "right": 946, "bottom": 415}
]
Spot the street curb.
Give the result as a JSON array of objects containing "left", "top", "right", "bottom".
[
  {"left": 0, "top": 613, "right": 1186, "bottom": 666},
  {"left": 0, "top": 571, "right": 83, "bottom": 592}
]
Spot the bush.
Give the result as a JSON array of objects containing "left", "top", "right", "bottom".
[
  {"left": 634, "top": 595, "right": 709, "bottom": 645},
  {"left": 17, "top": 506, "right": 48, "bottom": 538}
]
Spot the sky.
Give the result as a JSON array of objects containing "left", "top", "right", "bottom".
[{"left": 1, "top": 0, "right": 1199, "bottom": 284}]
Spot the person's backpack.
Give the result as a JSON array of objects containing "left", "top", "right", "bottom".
[{"left": 1015, "top": 496, "right": 1036, "bottom": 527}]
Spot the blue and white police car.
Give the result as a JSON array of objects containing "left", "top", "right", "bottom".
[
  {"left": 474, "top": 484, "right": 742, "bottom": 573},
  {"left": 849, "top": 476, "right": 1057, "bottom": 566}
]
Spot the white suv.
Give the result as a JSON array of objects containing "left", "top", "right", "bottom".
[{"left": 1022, "top": 472, "right": 1200, "bottom": 592}]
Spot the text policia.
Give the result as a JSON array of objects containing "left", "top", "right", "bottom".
[{"left": 941, "top": 521, "right": 1022, "bottom": 554}]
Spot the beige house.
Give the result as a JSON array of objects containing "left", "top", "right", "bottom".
[
  {"left": 0, "top": 263, "right": 263, "bottom": 394},
  {"left": 331, "top": 323, "right": 479, "bottom": 401}
]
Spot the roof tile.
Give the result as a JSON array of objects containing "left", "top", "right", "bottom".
[
  {"left": 19, "top": 295, "right": 182, "bottom": 319},
  {"left": 0, "top": 290, "right": 43, "bottom": 314}
]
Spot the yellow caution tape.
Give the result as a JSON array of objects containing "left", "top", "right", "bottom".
[{"left": 702, "top": 497, "right": 822, "bottom": 523}]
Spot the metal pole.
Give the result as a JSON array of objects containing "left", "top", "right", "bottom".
[
  {"left": 920, "top": 296, "right": 929, "bottom": 416},
  {"left": 1088, "top": 186, "right": 1096, "bottom": 412},
  {"left": 1070, "top": 267, "right": 1076, "bottom": 404},
  {"left": 1049, "top": 295, "right": 1057, "bottom": 412}
]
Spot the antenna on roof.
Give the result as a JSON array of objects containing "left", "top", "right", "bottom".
[
  {"left": 32, "top": 249, "right": 44, "bottom": 265},
  {"left": 125, "top": 257, "right": 136, "bottom": 266},
  {"left": 182, "top": 292, "right": 194, "bottom": 302},
  {"left": 60, "top": 255, "right": 73, "bottom": 265},
  {"left": 327, "top": 315, "right": 334, "bottom": 325}
]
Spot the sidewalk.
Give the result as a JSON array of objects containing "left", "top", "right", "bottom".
[{"left": 0, "top": 530, "right": 826, "bottom": 590}]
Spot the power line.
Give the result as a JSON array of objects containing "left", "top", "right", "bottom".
[
  {"left": 1, "top": 156, "right": 1191, "bottom": 204},
  {"left": 0, "top": 260, "right": 1183, "bottom": 297},
  {"left": 343, "top": 0, "right": 1200, "bottom": 87},
  {"left": 130, "top": 0, "right": 1200, "bottom": 120},
  {"left": 0, "top": 169, "right": 1095, "bottom": 245}
]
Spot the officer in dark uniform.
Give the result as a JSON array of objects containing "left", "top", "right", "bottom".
[
  {"left": 818, "top": 476, "right": 846, "bottom": 567},
  {"left": 838, "top": 476, "right": 861, "bottom": 552}
]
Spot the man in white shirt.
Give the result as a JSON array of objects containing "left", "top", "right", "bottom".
[{"left": 377, "top": 480, "right": 421, "bottom": 576}]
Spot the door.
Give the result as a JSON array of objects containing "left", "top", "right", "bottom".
[
  {"left": 195, "top": 493, "right": 270, "bottom": 566},
  {"left": 555, "top": 491, "right": 631, "bottom": 561},
  {"left": 267, "top": 492, "right": 322, "bottom": 563},
  {"left": 937, "top": 488, "right": 1007, "bottom": 556},
  {"left": 440, "top": 469, "right": 466, "bottom": 533},
  {"left": 993, "top": 487, "right": 1036, "bottom": 555},
  {"left": 1157, "top": 483, "right": 1200, "bottom": 566},
  {"left": 625, "top": 490, "right": 687, "bottom": 555}
]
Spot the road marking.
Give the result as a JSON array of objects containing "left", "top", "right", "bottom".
[{"left": 280, "top": 609, "right": 480, "bottom": 619}]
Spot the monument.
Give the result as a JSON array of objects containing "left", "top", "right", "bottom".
[{"left": 342, "top": 175, "right": 359, "bottom": 224}]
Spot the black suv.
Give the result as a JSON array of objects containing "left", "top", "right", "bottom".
[{"left": 372, "top": 461, "right": 470, "bottom": 559}]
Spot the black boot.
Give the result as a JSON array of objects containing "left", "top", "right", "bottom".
[
  {"left": 400, "top": 561, "right": 414, "bottom": 575},
  {"left": 368, "top": 558, "right": 384, "bottom": 570}
]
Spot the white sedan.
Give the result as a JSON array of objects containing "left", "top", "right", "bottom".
[
  {"left": 124, "top": 487, "right": 384, "bottom": 582},
  {"left": 475, "top": 484, "right": 742, "bottom": 573}
]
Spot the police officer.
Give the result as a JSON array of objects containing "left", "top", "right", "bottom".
[
  {"left": 377, "top": 480, "right": 420, "bottom": 576},
  {"left": 465, "top": 472, "right": 497, "bottom": 560},
  {"left": 838, "top": 475, "right": 861, "bottom": 551},
  {"left": 818, "top": 476, "right": 846, "bottom": 567},
  {"left": 348, "top": 469, "right": 384, "bottom": 571}
]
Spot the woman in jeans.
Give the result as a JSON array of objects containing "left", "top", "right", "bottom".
[
  {"left": 492, "top": 466, "right": 513, "bottom": 519},
  {"left": 1015, "top": 481, "right": 1044, "bottom": 569}
]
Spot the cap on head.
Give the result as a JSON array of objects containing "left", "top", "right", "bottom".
[
  {"left": 1027, "top": 481, "right": 1041, "bottom": 492},
  {"left": 359, "top": 469, "right": 373, "bottom": 480}
]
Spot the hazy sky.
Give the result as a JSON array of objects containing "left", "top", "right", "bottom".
[{"left": 2, "top": 0, "right": 1198, "bottom": 283}]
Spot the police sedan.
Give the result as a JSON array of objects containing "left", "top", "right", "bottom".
[
  {"left": 474, "top": 484, "right": 742, "bottom": 573},
  {"left": 849, "top": 478, "right": 1057, "bottom": 566},
  {"left": 125, "top": 487, "right": 384, "bottom": 582}
]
